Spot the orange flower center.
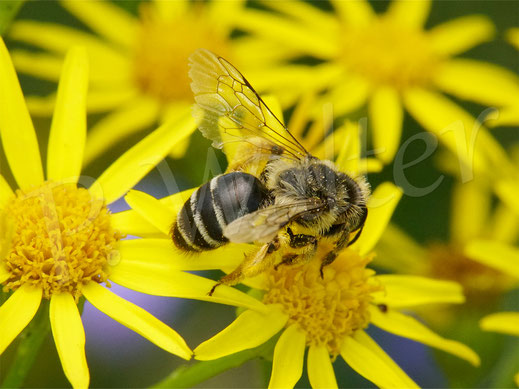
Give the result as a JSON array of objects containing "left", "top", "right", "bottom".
[
  {"left": 133, "top": 3, "right": 232, "bottom": 103},
  {"left": 1, "top": 182, "right": 122, "bottom": 301},
  {"left": 263, "top": 246, "right": 381, "bottom": 357}
]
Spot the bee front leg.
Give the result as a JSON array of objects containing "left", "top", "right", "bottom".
[
  {"left": 209, "top": 239, "right": 280, "bottom": 296},
  {"left": 320, "top": 229, "right": 350, "bottom": 277}
]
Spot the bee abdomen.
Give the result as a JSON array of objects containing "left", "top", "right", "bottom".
[{"left": 172, "top": 172, "right": 268, "bottom": 252}]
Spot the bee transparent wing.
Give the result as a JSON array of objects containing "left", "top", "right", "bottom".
[
  {"left": 189, "top": 49, "right": 308, "bottom": 160},
  {"left": 223, "top": 200, "right": 324, "bottom": 244}
]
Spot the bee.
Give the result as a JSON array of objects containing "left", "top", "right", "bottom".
[{"left": 172, "top": 49, "right": 370, "bottom": 295}]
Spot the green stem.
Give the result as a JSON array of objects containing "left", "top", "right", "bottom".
[
  {"left": 151, "top": 335, "right": 278, "bottom": 389},
  {"left": 0, "top": 1, "right": 25, "bottom": 36},
  {"left": 1, "top": 300, "right": 51, "bottom": 388}
]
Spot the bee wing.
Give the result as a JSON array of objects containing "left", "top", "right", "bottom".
[
  {"left": 223, "top": 200, "right": 325, "bottom": 244},
  {"left": 189, "top": 49, "right": 308, "bottom": 160}
]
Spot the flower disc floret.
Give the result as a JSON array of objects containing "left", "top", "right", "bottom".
[
  {"left": 263, "top": 246, "right": 381, "bottom": 357},
  {"left": 1, "top": 182, "right": 122, "bottom": 301}
]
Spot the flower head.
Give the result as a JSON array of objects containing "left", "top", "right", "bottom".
[
  {"left": 0, "top": 37, "right": 259, "bottom": 388},
  {"left": 193, "top": 230, "right": 479, "bottom": 388},
  {"left": 377, "top": 177, "right": 519, "bottom": 309}
]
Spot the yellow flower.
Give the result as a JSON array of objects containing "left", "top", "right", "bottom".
[
  {"left": 376, "top": 178, "right": 519, "bottom": 307},
  {"left": 465, "top": 241, "right": 519, "bottom": 387},
  {"left": 8, "top": 0, "right": 275, "bottom": 163},
  {"left": 0, "top": 38, "right": 262, "bottom": 388},
  {"left": 238, "top": 0, "right": 519, "bottom": 167},
  {"left": 186, "top": 184, "right": 480, "bottom": 388}
]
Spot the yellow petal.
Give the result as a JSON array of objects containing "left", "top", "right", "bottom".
[
  {"left": 387, "top": 0, "right": 431, "bottom": 29},
  {"left": 269, "top": 324, "right": 306, "bottom": 389},
  {"left": 480, "top": 312, "right": 519, "bottom": 336},
  {"left": 152, "top": 0, "right": 188, "bottom": 19},
  {"left": 506, "top": 27, "right": 519, "bottom": 50},
  {"left": 0, "top": 267, "right": 9, "bottom": 286},
  {"left": 0, "top": 38, "right": 43, "bottom": 189},
  {"left": 61, "top": 0, "right": 136, "bottom": 49},
  {"left": 83, "top": 97, "right": 160, "bottom": 166},
  {"left": 49, "top": 293, "right": 89, "bottom": 389},
  {"left": 351, "top": 330, "right": 419, "bottom": 388},
  {"left": 111, "top": 189, "right": 195, "bottom": 237},
  {"left": 490, "top": 202, "right": 519, "bottom": 244},
  {"left": 11, "top": 50, "right": 64, "bottom": 81},
  {"left": 331, "top": 0, "right": 375, "bottom": 27},
  {"left": 335, "top": 121, "right": 361, "bottom": 175},
  {"left": 82, "top": 282, "right": 191, "bottom": 360},
  {"left": 434, "top": 59, "right": 519, "bottom": 107},
  {"left": 370, "top": 306, "right": 480, "bottom": 366},
  {"left": 109, "top": 261, "right": 267, "bottom": 312},
  {"left": 315, "top": 75, "right": 371, "bottom": 118},
  {"left": 0, "top": 174, "right": 13, "bottom": 210},
  {"left": 207, "top": 0, "right": 246, "bottom": 33},
  {"left": 47, "top": 47, "right": 88, "bottom": 182},
  {"left": 488, "top": 106, "right": 519, "bottom": 127},
  {"left": 353, "top": 182, "right": 403, "bottom": 255},
  {"left": 450, "top": 181, "right": 490, "bottom": 244},
  {"left": 373, "top": 224, "right": 428, "bottom": 274},
  {"left": 235, "top": 9, "right": 337, "bottom": 59},
  {"left": 0, "top": 284, "right": 42, "bottom": 354},
  {"left": 495, "top": 179, "right": 519, "bottom": 218},
  {"left": 373, "top": 275, "right": 464, "bottom": 308},
  {"left": 24, "top": 83, "right": 136, "bottom": 116},
  {"left": 515, "top": 372, "right": 519, "bottom": 387},
  {"left": 94, "top": 111, "right": 196, "bottom": 204},
  {"left": 369, "top": 86, "right": 403, "bottom": 164},
  {"left": 263, "top": 1, "right": 339, "bottom": 35},
  {"left": 341, "top": 330, "right": 418, "bottom": 388},
  {"left": 124, "top": 190, "right": 174, "bottom": 236},
  {"left": 428, "top": 15, "right": 495, "bottom": 56},
  {"left": 110, "top": 209, "right": 162, "bottom": 237},
  {"left": 118, "top": 238, "right": 247, "bottom": 271},
  {"left": 9, "top": 21, "right": 129, "bottom": 68},
  {"left": 464, "top": 240, "right": 519, "bottom": 278},
  {"left": 403, "top": 88, "right": 510, "bottom": 179},
  {"left": 194, "top": 306, "right": 288, "bottom": 360},
  {"left": 307, "top": 344, "right": 338, "bottom": 389}
]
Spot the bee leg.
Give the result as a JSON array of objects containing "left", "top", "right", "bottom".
[
  {"left": 274, "top": 253, "right": 298, "bottom": 271},
  {"left": 208, "top": 239, "right": 280, "bottom": 296},
  {"left": 320, "top": 230, "right": 350, "bottom": 278},
  {"left": 286, "top": 227, "right": 317, "bottom": 248}
]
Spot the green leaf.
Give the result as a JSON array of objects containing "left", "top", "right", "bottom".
[{"left": 0, "top": 1, "right": 25, "bottom": 36}]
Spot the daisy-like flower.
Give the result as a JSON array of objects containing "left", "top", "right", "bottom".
[
  {"left": 0, "top": 38, "right": 263, "bottom": 388},
  {"left": 114, "top": 116, "right": 478, "bottom": 388},
  {"left": 193, "top": 240, "right": 479, "bottom": 388},
  {"left": 376, "top": 178, "right": 518, "bottom": 308},
  {"left": 238, "top": 0, "right": 519, "bottom": 167},
  {"left": 465, "top": 240, "right": 519, "bottom": 387},
  {"left": 7, "top": 0, "right": 279, "bottom": 162}
]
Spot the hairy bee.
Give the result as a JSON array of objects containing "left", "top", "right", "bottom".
[{"left": 172, "top": 49, "right": 370, "bottom": 295}]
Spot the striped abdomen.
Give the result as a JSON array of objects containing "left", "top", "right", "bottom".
[{"left": 172, "top": 172, "right": 269, "bottom": 252}]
